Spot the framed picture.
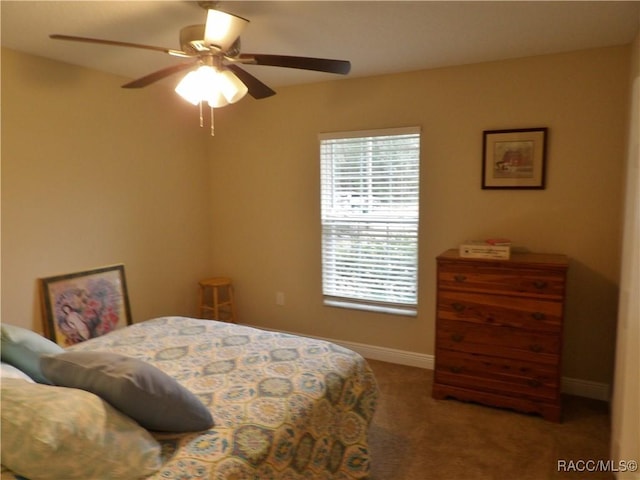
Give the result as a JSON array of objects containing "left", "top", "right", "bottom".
[
  {"left": 40, "top": 264, "right": 132, "bottom": 347},
  {"left": 482, "top": 127, "right": 548, "bottom": 189}
]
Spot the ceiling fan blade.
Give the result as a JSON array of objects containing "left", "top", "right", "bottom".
[
  {"left": 238, "top": 54, "right": 351, "bottom": 75},
  {"left": 226, "top": 64, "right": 275, "bottom": 99},
  {"left": 50, "top": 34, "right": 190, "bottom": 57},
  {"left": 122, "top": 61, "right": 198, "bottom": 88}
]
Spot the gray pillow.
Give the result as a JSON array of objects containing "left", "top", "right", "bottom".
[
  {"left": 0, "top": 323, "right": 64, "bottom": 384},
  {"left": 40, "top": 351, "right": 214, "bottom": 432}
]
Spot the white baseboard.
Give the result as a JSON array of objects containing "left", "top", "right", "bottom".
[
  {"left": 340, "top": 339, "right": 611, "bottom": 402},
  {"left": 327, "top": 337, "right": 434, "bottom": 370},
  {"left": 561, "top": 377, "right": 611, "bottom": 402},
  {"left": 244, "top": 323, "right": 610, "bottom": 402}
]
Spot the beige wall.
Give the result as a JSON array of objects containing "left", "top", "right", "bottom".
[
  {"left": 1, "top": 48, "right": 213, "bottom": 330},
  {"left": 207, "top": 46, "right": 630, "bottom": 385},
  {"left": 0, "top": 45, "right": 631, "bottom": 387}
]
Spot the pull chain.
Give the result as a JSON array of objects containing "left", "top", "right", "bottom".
[{"left": 196, "top": 102, "right": 214, "bottom": 136}]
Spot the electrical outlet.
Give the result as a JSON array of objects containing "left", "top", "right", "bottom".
[{"left": 276, "top": 292, "right": 285, "bottom": 306}]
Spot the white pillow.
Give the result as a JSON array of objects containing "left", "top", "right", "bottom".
[
  {"left": 1, "top": 378, "right": 162, "bottom": 480},
  {"left": 0, "top": 362, "right": 34, "bottom": 382}
]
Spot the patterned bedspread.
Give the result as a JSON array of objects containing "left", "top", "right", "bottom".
[{"left": 17, "top": 317, "right": 379, "bottom": 479}]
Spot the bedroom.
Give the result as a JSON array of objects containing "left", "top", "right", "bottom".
[{"left": 1, "top": 1, "right": 638, "bottom": 478}]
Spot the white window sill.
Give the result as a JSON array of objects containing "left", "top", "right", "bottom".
[{"left": 323, "top": 299, "right": 417, "bottom": 317}]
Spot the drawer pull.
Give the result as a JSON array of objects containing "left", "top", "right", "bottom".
[
  {"left": 533, "top": 280, "right": 548, "bottom": 290},
  {"left": 531, "top": 312, "right": 546, "bottom": 321},
  {"left": 529, "top": 344, "right": 543, "bottom": 353},
  {"left": 450, "top": 366, "right": 463, "bottom": 374},
  {"left": 451, "top": 333, "right": 464, "bottom": 342},
  {"left": 527, "top": 379, "right": 542, "bottom": 388},
  {"left": 453, "top": 274, "right": 467, "bottom": 283},
  {"left": 452, "top": 302, "right": 466, "bottom": 312}
]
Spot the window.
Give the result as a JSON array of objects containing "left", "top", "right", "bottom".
[{"left": 319, "top": 127, "right": 420, "bottom": 316}]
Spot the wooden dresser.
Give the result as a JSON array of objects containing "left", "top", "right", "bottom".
[{"left": 432, "top": 249, "right": 568, "bottom": 422}]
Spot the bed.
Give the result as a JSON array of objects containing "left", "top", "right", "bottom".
[{"left": 1, "top": 316, "right": 379, "bottom": 480}]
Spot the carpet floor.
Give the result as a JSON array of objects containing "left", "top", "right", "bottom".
[{"left": 366, "top": 360, "right": 612, "bottom": 480}]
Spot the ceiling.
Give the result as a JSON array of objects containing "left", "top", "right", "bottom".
[{"left": 2, "top": 1, "right": 639, "bottom": 92}]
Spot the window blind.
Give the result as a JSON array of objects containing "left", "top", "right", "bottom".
[{"left": 319, "top": 127, "right": 420, "bottom": 315}]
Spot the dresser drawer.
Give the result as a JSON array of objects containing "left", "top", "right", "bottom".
[
  {"left": 437, "top": 290, "right": 563, "bottom": 333},
  {"left": 436, "top": 319, "right": 560, "bottom": 363},
  {"left": 438, "top": 262, "right": 566, "bottom": 299},
  {"left": 434, "top": 349, "right": 559, "bottom": 401}
]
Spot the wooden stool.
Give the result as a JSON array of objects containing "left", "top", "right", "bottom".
[{"left": 198, "top": 277, "right": 237, "bottom": 323}]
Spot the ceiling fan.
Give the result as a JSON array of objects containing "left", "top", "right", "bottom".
[{"left": 50, "top": 1, "right": 351, "bottom": 133}]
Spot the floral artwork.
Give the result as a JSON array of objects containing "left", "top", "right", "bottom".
[{"left": 40, "top": 265, "right": 132, "bottom": 346}]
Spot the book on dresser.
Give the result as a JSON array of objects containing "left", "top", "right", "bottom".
[
  {"left": 432, "top": 248, "right": 569, "bottom": 422},
  {"left": 459, "top": 241, "right": 511, "bottom": 260}
]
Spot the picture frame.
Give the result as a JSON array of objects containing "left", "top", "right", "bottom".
[
  {"left": 40, "top": 264, "right": 132, "bottom": 347},
  {"left": 482, "top": 127, "right": 548, "bottom": 189}
]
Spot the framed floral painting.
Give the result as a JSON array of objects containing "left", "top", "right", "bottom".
[{"left": 40, "top": 264, "right": 132, "bottom": 347}]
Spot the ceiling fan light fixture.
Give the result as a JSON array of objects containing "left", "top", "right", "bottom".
[
  {"left": 204, "top": 9, "right": 249, "bottom": 52},
  {"left": 50, "top": 5, "right": 351, "bottom": 136},
  {"left": 175, "top": 65, "right": 247, "bottom": 106},
  {"left": 218, "top": 70, "right": 248, "bottom": 104},
  {"left": 206, "top": 91, "right": 229, "bottom": 108},
  {"left": 174, "top": 69, "right": 204, "bottom": 105}
]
